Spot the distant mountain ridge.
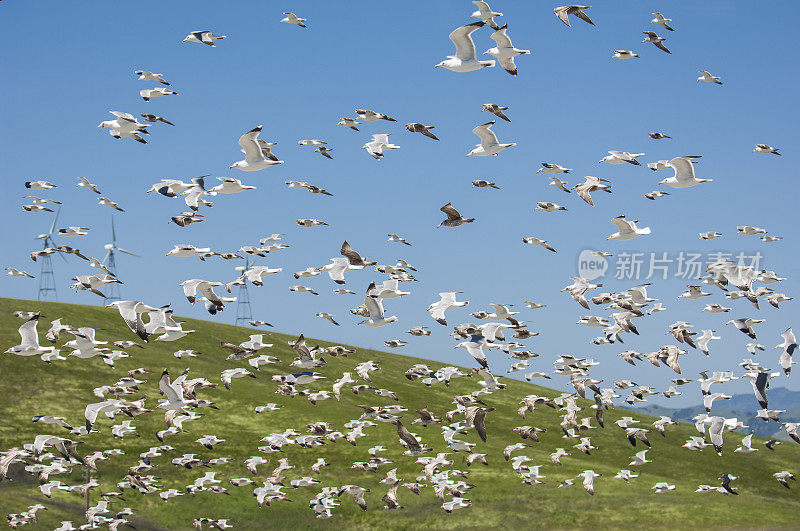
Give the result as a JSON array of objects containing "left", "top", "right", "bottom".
[{"left": 636, "top": 387, "right": 800, "bottom": 439}]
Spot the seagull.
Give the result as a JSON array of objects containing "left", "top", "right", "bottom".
[
  {"left": 139, "top": 87, "right": 178, "bottom": 101},
  {"left": 577, "top": 470, "right": 601, "bottom": 495},
  {"left": 698, "top": 70, "right": 723, "bottom": 84},
  {"left": 651, "top": 12, "right": 674, "bottom": 31},
  {"left": 471, "top": 1, "right": 502, "bottom": 30},
  {"left": 281, "top": 13, "right": 307, "bottom": 28},
  {"left": 355, "top": 109, "right": 397, "bottom": 122},
  {"left": 209, "top": 177, "right": 255, "bottom": 194},
  {"left": 700, "top": 231, "right": 722, "bottom": 239},
  {"left": 23, "top": 204, "right": 54, "bottom": 213},
  {"left": 481, "top": 103, "right": 510, "bottom": 122},
  {"left": 230, "top": 126, "right": 284, "bottom": 171},
  {"left": 644, "top": 191, "right": 668, "bottom": 200},
  {"left": 472, "top": 179, "right": 500, "bottom": 190},
  {"left": 387, "top": 234, "right": 412, "bottom": 245},
  {"left": 98, "top": 111, "right": 149, "bottom": 143},
  {"left": 141, "top": 114, "right": 174, "bottom": 125},
  {"left": 658, "top": 156, "right": 712, "bottom": 188},
  {"left": 754, "top": 144, "right": 781, "bottom": 155},
  {"left": 338, "top": 117, "right": 360, "bottom": 131},
  {"left": 315, "top": 146, "right": 333, "bottom": 159},
  {"left": 180, "top": 279, "right": 233, "bottom": 313},
  {"left": 25, "top": 180, "right": 56, "bottom": 190},
  {"left": 522, "top": 236, "right": 556, "bottom": 253},
  {"left": 455, "top": 334, "right": 494, "bottom": 368},
  {"left": 613, "top": 50, "right": 638, "bottom": 59},
  {"left": 774, "top": 471, "right": 795, "bottom": 489},
  {"left": 574, "top": 175, "right": 612, "bottom": 206},
  {"left": 98, "top": 197, "right": 124, "bottom": 211},
  {"left": 437, "top": 203, "right": 475, "bottom": 228},
  {"left": 297, "top": 218, "right": 328, "bottom": 227},
  {"left": 554, "top": 5, "right": 595, "bottom": 27},
  {"left": 105, "top": 300, "right": 160, "bottom": 341},
  {"left": 76, "top": 176, "right": 101, "bottom": 194},
  {"left": 696, "top": 330, "right": 721, "bottom": 356},
  {"left": 679, "top": 285, "right": 710, "bottom": 299},
  {"left": 358, "top": 282, "right": 398, "bottom": 327},
  {"left": 484, "top": 25, "right": 530, "bottom": 76},
  {"left": 6, "top": 267, "right": 35, "bottom": 278},
  {"left": 549, "top": 177, "right": 571, "bottom": 193},
  {"left": 298, "top": 139, "right": 326, "bottom": 146},
  {"left": 5, "top": 314, "right": 54, "bottom": 356},
  {"left": 428, "top": 292, "right": 468, "bottom": 326},
  {"left": 649, "top": 132, "right": 671, "bottom": 139},
  {"left": 535, "top": 201, "right": 567, "bottom": 213},
  {"left": 134, "top": 70, "right": 170, "bottom": 85},
  {"left": 726, "top": 318, "right": 764, "bottom": 339},
  {"left": 290, "top": 285, "right": 319, "bottom": 296},
  {"left": 642, "top": 31, "right": 671, "bottom": 53},
  {"left": 435, "top": 21, "right": 495, "bottom": 72},
  {"left": 607, "top": 215, "right": 651, "bottom": 241},
  {"left": 466, "top": 121, "right": 515, "bottom": 157},
  {"left": 405, "top": 123, "right": 439, "bottom": 140},
  {"left": 362, "top": 133, "right": 400, "bottom": 160},
  {"left": 182, "top": 30, "right": 226, "bottom": 46},
  {"left": 537, "top": 162, "right": 571, "bottom": 174},
  {"left": 220, "top": 368, "right": 257, "bottom": 390},
  {"left": 776, "top": 327, "right": 797, "bottom": 376},
  {"left": 599, "top": 150, "right": 643, "bottom": 165},
  {"left": 316, "top": 313, "right": 339, "bottom": 326}
]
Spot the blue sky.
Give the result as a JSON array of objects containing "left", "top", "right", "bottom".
[{"left": 2, "top": 1, "right": 798, "bottom": 406}]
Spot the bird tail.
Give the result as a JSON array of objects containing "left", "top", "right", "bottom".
[{"left": 480, "top": 60, "right": 496, "bottom": 68}]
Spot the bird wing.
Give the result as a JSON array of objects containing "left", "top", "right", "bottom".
[
  {"left": 575, "top": 185, "right": 595, "bottom": 206},
  {"left": 159, "top": 371, "right": 182, "bottom": 403},
  {"left": 668, "top": 156, "right": 699, "bottom": 182},
  {"left": 490, "top": 25, "right": 513, "bottom": 49},
  {"left": 340, "top": 241, "right": 364, "bottom": 264},
  {"left": 238, "top": 126, "right": 264, "bottom": 163},
  {"left": 554, "top": 6, "right": 571, "bottom": 26},
  {"left": 610, "top": 216, "right": 634, "bottom": 234},
  {"left": 293, "top": 334, "right": 313, "bottom": 361},
  {"left": 449, "top": 21, "right": 483, "bottom": 61},
  {"left": 440, "top": 203, "right": 461, "bottom": 221},
  {"left": 472, "top": 121, "right": 499, "bottom": 147},
  {"left": 18, "top": 317, "right": 40, "bottom": 347},
  {"left": 573, "top": 8, "right": 595, "bottom": 25}
]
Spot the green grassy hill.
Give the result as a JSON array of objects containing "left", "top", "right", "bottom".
[{"left": 1, "top": 297, "right": 799, "bottom": 529}]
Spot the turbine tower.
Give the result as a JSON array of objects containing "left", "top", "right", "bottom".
[
  {"left": 102, "top": 215, "right": 139, "bottom": 303},
  {"left": 35, "top": 207, "right": 63, "bottom": 300},
  {"left": 235, "top": 257, "right": 253, "bottom": 326}
]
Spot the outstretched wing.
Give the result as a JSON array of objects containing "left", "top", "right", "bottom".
[{"left": 449, "top": 21, "right": 484, "bottom": 61}]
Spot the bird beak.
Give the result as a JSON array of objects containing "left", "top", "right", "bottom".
[
  {"left": 434, "top": 64, "right": 442, "bottom": 68},
  {"left": 228, "top": 164, "right": 235, "bottom": 169},
  {"left": 97, "top": 124, "right": 104, "bottom": 130}
]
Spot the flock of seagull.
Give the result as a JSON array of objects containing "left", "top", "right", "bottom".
[{"left": 3, "top": 2, "right": 797, "bottom": 529}]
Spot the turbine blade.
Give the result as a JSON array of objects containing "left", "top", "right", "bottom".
[
  {"left": 49, "top": 207, "right": 61, "bottom": 235},
  {"left": 117, "top": 248, "right": 139, "bottom": 257}
]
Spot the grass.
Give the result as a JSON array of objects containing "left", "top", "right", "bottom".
[{"left": 1, "top": 297, "right": 799, "bottom": 529}]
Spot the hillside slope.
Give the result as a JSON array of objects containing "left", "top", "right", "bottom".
[{"left": 1, "top": 298, "right": 799, "bottom": 529}]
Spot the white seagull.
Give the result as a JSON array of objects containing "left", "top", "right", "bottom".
[
  {"left": 466, "top": 121, "right": 515, "bottom": 157},
  {"left": 435, "top": 21, "right": 495, "bottom": 72},
  {"left": 230, "top": 126, "right": 284, "bottom": 171}
]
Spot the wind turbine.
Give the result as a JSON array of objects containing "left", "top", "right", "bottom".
[
  {"left": 102, "top": 215, "right": 139, "bottom": 302},
  {"left": 235, "top": 256, "right": 253, "bottom": 326},
  {"left": 35, "top": 207, "right": 64, "bottom": 300}
]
